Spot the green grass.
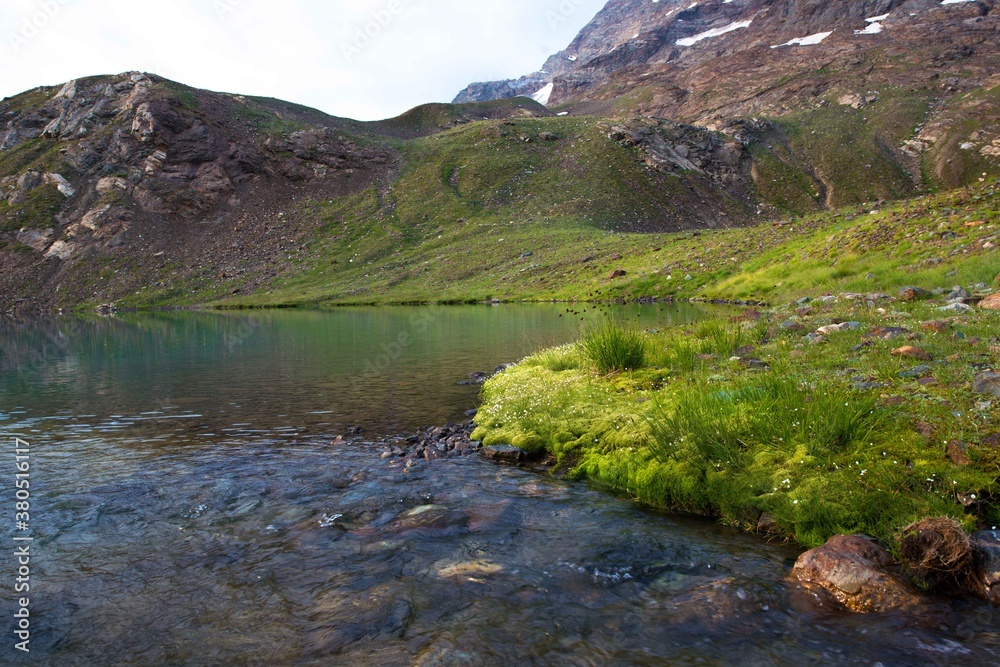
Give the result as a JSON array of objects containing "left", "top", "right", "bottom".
[
  {"left": 473, "top": 306, "right": 1000, "bottom": 548},
  {"left": 0, "top": 183, "right": 65, "bottom": 232},
  {"left": 581, "top": 320, "right": 648, "bottom": 374}
]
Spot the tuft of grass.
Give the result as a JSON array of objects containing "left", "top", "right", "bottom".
[
  {"left": 581, "top": 320, "right": 648, "bottom": 374},
  {"left": 647, "top": 376, "right": 886, "bottom": 466}
]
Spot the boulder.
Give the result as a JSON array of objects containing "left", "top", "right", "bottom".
[
  {"left": 44, "top": 241, "right": 75, "bottom": 261},
  {"left": 608, "top": 269, "right": 627, "bottom": 279},
  {"left": 44, "top": 173, "right": 75, "bottom": 197},
  {"left": 15, "top": 228, "right": 53, "bottom": 253},
  {"left": 974, "top": 372, "right": 1000, "bottom": 399},
  {"left": 96, "top": 176, "right": 130, "bottom": 195},
  {"left": 791, "top": 534, "right": 921, "bottom": 613},
  {"left": 981, "top": 294, "right": 1000, "bottom": 311},
  {"left": 972, "top": 530, "right": 1000, "bottom": 605}
]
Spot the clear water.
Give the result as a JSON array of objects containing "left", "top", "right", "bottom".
[{"left": 0, "top": 306, "right": 997, "bottom": 666}]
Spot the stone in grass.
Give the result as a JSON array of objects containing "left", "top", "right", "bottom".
[
  {"left": 608, "top": 269, "right": 627, "bottom": 279},
  {"left": 921, "top": 320, "right": 952, "bottom": 333},
  {"left": 899, "top": 517, "right": 976, "bottom": 593},
  {"left": 974, "top": 372, "right": 1000, "bottom": 399},
  {"left": 816, "top": 322, "right": 859, "bottom": 335},
  {"left": 791, "top": 534, "right": 922, "bottom": 613},
  {"left": 948, "top": 440, "right": 971, "bottom": 466},
  {"left": 939, "top": 302, "right": 973, "bottom": 314},
  {"left": 865, "top": 326, "right": 910, "bottom": 340},
  {"left": 981, "top": 294, "right": 1000, "bottom": 311},
  {"left": 892, "top": 346, "right": 933, "bottom": 361},
  {"left": 900, "top": 286, "right": 933, "bottom": 301}
]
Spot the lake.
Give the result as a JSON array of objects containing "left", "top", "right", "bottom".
[{"left": 1, "top": 305, "right": 997, "bottom": 666}]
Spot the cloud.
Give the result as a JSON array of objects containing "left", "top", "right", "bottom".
[{"left": 0, "top": 0, "right": 606, "bottom": 120}]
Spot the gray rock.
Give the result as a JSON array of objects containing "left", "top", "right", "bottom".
[
  {"left": 972, "top": 530, "right": 1000, "bottom": 605},
  {"left": 974, "top": 373, "right": 1000, "bottom": 399}
]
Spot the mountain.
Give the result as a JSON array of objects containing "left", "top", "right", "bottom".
[
  {"left": 2, "top": 0, "right": 1000, "bottom": 312},
  {"left": 456, "top": 0, "right": 999, "bottom": 119}
]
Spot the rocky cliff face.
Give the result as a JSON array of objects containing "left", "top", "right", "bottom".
[{"left": 456, "top": 0, "right": 1000, "bottom": 122}]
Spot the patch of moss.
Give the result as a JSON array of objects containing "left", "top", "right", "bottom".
[{"left": 474, "top": 304, "right": 999, "bottom": 548}]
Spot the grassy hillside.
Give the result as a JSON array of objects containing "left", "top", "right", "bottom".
[{"left": 194, "top": 175, "right": 998, "bottom": 310}]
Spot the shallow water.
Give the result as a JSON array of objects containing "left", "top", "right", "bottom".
[{"left": 1, "top": 306, "right": 998, "bottom": 666}]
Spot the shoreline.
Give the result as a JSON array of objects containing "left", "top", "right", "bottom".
[{"left": 468, "top": 287, "right": 1000, "bottom": 610}]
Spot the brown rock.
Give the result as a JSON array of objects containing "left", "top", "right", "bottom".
[
  {"left": 981, "top": 433, "right": 1000, "bottom": 448},
  {"left": 917, "top": 377, "right": 938, "bottom": 387},
  {"left": 948, "top": 440, "right": 971, "bottom": 466},
  {"left": 899, "top": 518, "right": 976, "bottom": 591},
  {"left": 920, "top": 321, "right": 951, "bottom": 333},
  {"left": 480, "top": 444, "right": 529, "bottom": 464},
  {"left": 915, "top": 421, "right": 935, "bottom": 439},
  {"left": 974, "top": 372, "right": 1000, "bottom": 399},
  {"left": 892, "top": 346, "right": 932, "bottom": 361},
  {"left": 980, "top": 294, "right": 1000, "bottom": 311},
  {"left": 900, "top": 286, "right": 932, "bottom": 301},
  {"left": 608, "top": 269, "right": 627, "bottom": 279},
  {"left": 791, "top": 535, "right": 921, "bottom": 613}
]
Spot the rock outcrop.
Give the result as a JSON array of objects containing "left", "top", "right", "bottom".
[{"left": 791, "top": 534, "right": 922, "bottom": 613}]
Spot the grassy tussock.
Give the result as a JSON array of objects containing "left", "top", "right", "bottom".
[{"left": 580, "top": 321, "right": 648, "bottom": 374}]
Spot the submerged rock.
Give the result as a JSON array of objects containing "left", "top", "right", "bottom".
[
  {"left": 480, "top": 444, "right": 529, "bottom": 465},
  {"left": 791, "top": 534, "right": 921, "bottom": 613},
  {"left": 973, "top": 530, "right": 1000, "bottom": 605}
]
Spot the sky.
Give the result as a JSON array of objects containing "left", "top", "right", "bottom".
[{"left": 0, "top": 0, "right": 607, "bottom": 121}]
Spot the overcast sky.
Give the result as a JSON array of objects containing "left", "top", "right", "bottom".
[{"left": 0, "top": 0, "right": 606, "bottom": 120}]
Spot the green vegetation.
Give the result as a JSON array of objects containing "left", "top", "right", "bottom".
[
  {"left": 0, "top": 183, "right": 64, "bottom": 232},
  {"left": 581, "top": 320, "right": 648, "bottom": 374},
  {"left": 210, "top": 178, "right": 998, "bottom": 310},
  {"left": 474, "top": 302, "right": 1000, "bottom": 548}
]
